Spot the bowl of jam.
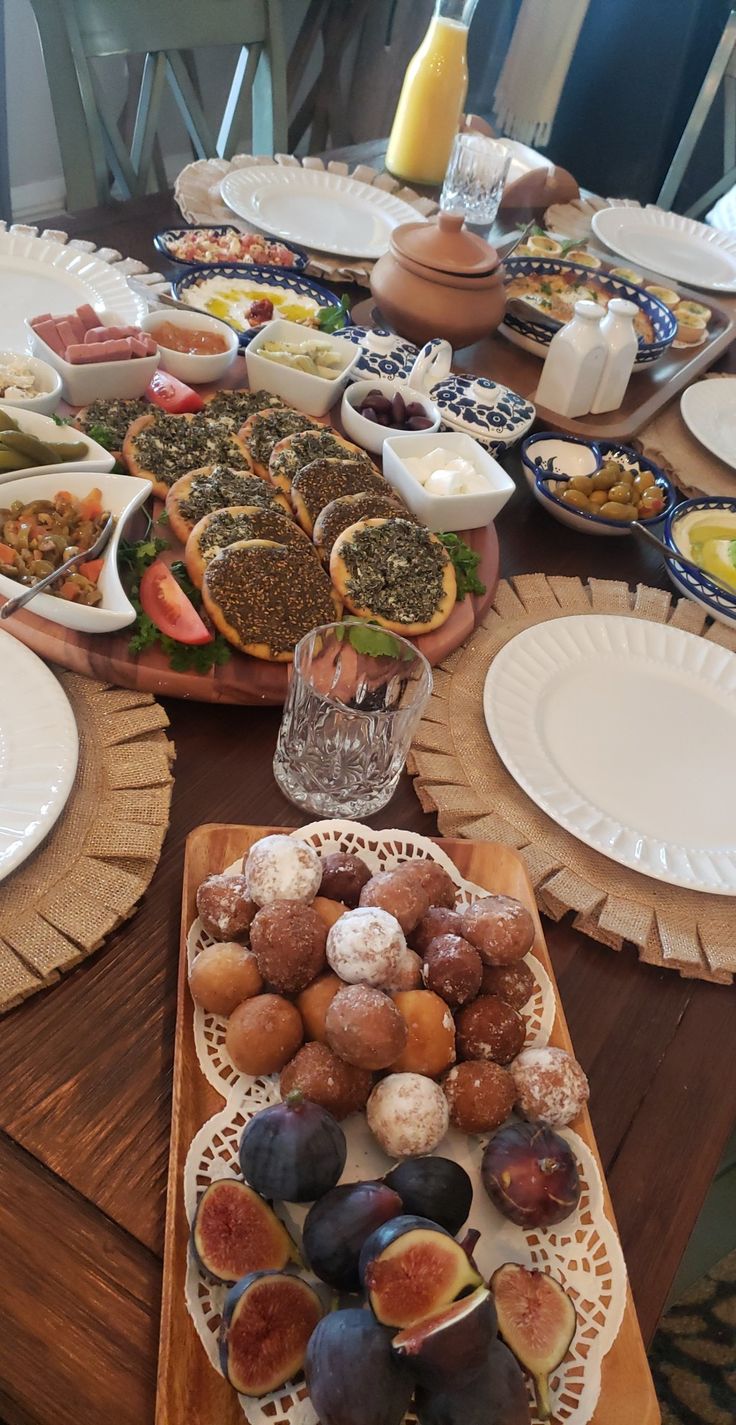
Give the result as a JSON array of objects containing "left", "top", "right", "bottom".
[{"left": 141, "top": 309, "right": 239, "bottom": 384}]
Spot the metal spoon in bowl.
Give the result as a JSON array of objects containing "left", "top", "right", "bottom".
[
  {"left": 0, "top": 512, "right": 115, "bottom": 619},
  {"left": 630, "top": 520, "right": 735, "bottom": 597}
]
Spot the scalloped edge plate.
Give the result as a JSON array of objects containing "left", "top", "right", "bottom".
[
  {"left": 0, "top": 630, "right": 78, "bottom": 881},
  {"left": 0, "top": 230, "right": 147, "bottom": 350},
  {"left": 680, "top": 377, "right": 736, "bottom": 471},
  {"left": 592, "top": 207, "right": 736, "bottom": 293},
  {"left": 484, "top": 614, "right": 736, "bottom": 894}
]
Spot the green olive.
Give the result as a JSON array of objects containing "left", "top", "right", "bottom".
[
  {"left": 609, "top": 482, "right": 634, "bottom": 503},
  {"left": 633, "top": 471, "right": 655, "bottom": 494},
  {"left": 570, "top": 474, "right": 594, "bottom": 494},
  {"left": 589, "top": 490, "right": 608, "bottom": 507},
  {"left": 560, "top": 488, "right": 592, "bottom": 511},
  {"left": 592, "top": 469, "right": 618, "bottom": 491},
  {"left": 599, "top": 501, "right": 637, "bottom": 521}
]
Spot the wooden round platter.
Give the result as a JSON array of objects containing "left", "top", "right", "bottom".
[{"left": 0, "top": 365, "right": 500, "bottom": 706}]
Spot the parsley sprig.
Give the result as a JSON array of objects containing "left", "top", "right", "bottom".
[
  {"left": 318, "top": 294, "right": 351, "bottom": 333},
  {"left": 438, "top": 533, "right": 486, "bottom": 601}
]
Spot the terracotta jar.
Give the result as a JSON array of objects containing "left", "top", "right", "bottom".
[{"left": 370, "top": 211, "right": 506, "bottom": 350}]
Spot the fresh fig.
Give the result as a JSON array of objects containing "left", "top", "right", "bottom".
[
  {"left": 303, "top": 1181, "right": 403, "bottom": 1291},
  {"left": 392, "top": 1285, "right": 497, "bottom": 1384},
  {"left": 219, "top": 1270, "right": 322, "bottom": 1396},
  {"left": 491, "top": 1262, "right": 576, "bottom": 1420},
  {"left": 191, "top": 1178, "right": 294, "bottom": 1284},
  {"left": 305, "top": 1308, "right": 415, "bottom": 1425},
  {"left": 414, "top": 1338, "right": 531, "bottom": 1425},
  {"left": 481, "top": 1121, "right": 581, "bottom": 1227},
  {"left": 359, "top": 1215, "right": 482, "bottom": 1328},
  {"left": 240, "top": 1091, "right": 347, "bottom": 1202},
  {"left": 384, "top": 1157, "right": 473, "bottom": 1235}
]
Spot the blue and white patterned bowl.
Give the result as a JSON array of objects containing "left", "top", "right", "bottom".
[
  {"left": 664, "top": 496, "right": 736, "bottom": 628},
  {"left": 528, "top": 435, "right": 676, "bottom": 537},
  {"left": 155, "top": 225, "right": 308, "bottom": 271},
  {"left": 501, "top": 257, "right": 678, "bottom": 366},
  {"left": 172, "top": 264, "right": 349, "bottom": 345}
]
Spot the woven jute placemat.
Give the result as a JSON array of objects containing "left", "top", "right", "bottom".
[
  {"left": 409, "top": 574, "right": 736, "bottom": 985},
  {"left": 0, "top": 672, "right": 174, "bottom": 1013}
]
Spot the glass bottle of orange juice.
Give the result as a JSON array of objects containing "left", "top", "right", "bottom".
[{"left": 386, "top": 0, "right": 479, "bottom": 186}]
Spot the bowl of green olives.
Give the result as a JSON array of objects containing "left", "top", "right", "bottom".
[{"left": 521, "top": 433, "right": 676, "bottom": 537}]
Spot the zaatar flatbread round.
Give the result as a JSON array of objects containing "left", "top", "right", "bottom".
[
  {"left": 312, "top": 489, "right": 412, "bottom": 562},
  {"left": 239, "top": 408, "right": 323, "bottom": 478},
  {"left": 330, "top": 517, "right": 457, "bottom": 635},
  {"left": 268, "top": 427, "right": 369, "bottom": 494},
  {"left": 166, "top": 464, "right": 291, "bottom": 545},
  {"left": 123, "top": 411, "right": 251, "bottom": 499},
  {"left": 202, "top": 388, "right": 283, "bottom": 428},
  {"left": 290, "top": 457, "right": 389, "bottom": 535},
  {"left": 73, "top": 397, "right": 149, "bottom": 463},
  {"left": 201, "top": 539, "right": 341, "bottom": 661},
  {"left": 185, "top": 503, "right": 315, "bottom": 589}
]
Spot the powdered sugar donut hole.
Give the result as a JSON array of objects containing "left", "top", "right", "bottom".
[
  {"left": 367, "top": 1072, "right": 449, "bottom": 1157},
  {"left": 326, "top": 906, "right": 406, "bottom": 987},
  {"left": 511, "top": 1046, "right": 589, "bottom": 1127},
  {"left": 244, "top": 834, "right": 322, "bottom": 906}
]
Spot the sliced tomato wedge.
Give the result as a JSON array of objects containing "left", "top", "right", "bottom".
[
  {"left": 139, "top": 560, "right": 213, "bottom": 645},
  {"left": 145, "top": 370, "right": 204, "bottom": 414}
]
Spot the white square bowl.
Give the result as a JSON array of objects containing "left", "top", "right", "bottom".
[
  {"left": 382, "top": 431, "right": 515, "bottom": 532},
  {"left": 0, "top": 469, "right": 151, "bottom": 632},
  {"left": 0, "top": 405, "right": 115, "bottom": 484},
  {"left": 26, "top": 316, "right": 159, "bottom": 406},
  {"left": 245, "top": 318, "right": 357, "bottom": 417}
]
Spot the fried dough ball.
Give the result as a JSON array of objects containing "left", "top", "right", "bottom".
[
  {"left": 326, "top": 906, "right": 406, "bottom": 987},
  {"left": 443, "top": 1060, "right": 516, "bottom": 1134},
  {"left": 367, "top": 1072, "right": 449, "bottom": 1158},
  {"left": 325, "top": 984, "right": 407, "bottom": 1070},
  {"left": 318, "top": 850, "right": 372, "bottom": 907},
  {"left": 297, "top": 972, "right": 343, "bottom": 1043},
  {"left": 244, "top": 834, "right": 322, "bottom": 906},
  {"left": 412, "top": 905, "right": 464, "bottom": 955},
  {"left": 422, "top": 934, "right": 483, "bottom": 1007},
  {"left": 280, "top": 1041, "right": 373, "bottom": 1120},
  {"left": 196, "top": 872, "right": 257, "bottom": 942},
  {"left": 386, "top": 948, "right": 424, "bottom": 991},
  {"left": 390, "top": 990, "right": 456, "bottom": 1078},
  {"left": 312, "top": 896, "right": 347, "bottom": 930},
  {"left": 481, "top": 960, "right": 536, "bottom": 1010},
  {"left": 359, "top": 869, "right": 430, "bottom": 936},
  {"left": 396, "top": 859, "right": 457, "bottom": 909},
  {"left": 225, "top": 993, "right": 303, "bottom": 1075},
  {"left": 189, "top": 943, "right": 263, "bottom": 1016},
  {"left": 459, "top": 895, "right": 535, "bottom": 965},
  {"left": 455, "top": 994, "right": 525, "bottom": 1065},
  {"left": 250, "top": 901, "right": 327, "bottom": 993},
  {"left": 510, "top": 1046, "right": 589, "bottom": 1127}
]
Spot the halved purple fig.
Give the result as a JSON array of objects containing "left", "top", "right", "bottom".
[
  {"left": 240, "top": 1092, "right": 347, "bottom": 1203},
  {"left": 491, "top": 1262, "right": 576, "bottom": 1419},
  {"left": 415, "top": 1338, "right": 531, "bottom": 1425},
  {"left": 303, "top": 1181, "right": 403, "bottom": 1291},
  {"left": 392, "top": 1285, "right": 497, "bottom": 1383},
  {"left": 305, "top": 1308, "right": 415, "bottom": 1425},
  {"left": 191, "top": 1179, "right": 294, "bottom": 1285},
  {"left": 219, "top": 1271, "right": 322, "bottom": 1396},
  {"left": 359, "top": 1215, "right": 482, "bottom": 1329}
]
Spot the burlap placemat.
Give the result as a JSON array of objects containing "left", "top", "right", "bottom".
[
  {"left": 637, "top": 372, "right": 736, "bottom": 499},
  {"left": 0, "top": 672, "right": 174, "bottom": 1013},
  {"left": 409, "top": 574, "right": 736, "bottom": 985}
]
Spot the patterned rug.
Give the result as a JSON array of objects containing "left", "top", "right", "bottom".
[{"left": 649, "top": 1251, "right": 736, "bottom": 1423}]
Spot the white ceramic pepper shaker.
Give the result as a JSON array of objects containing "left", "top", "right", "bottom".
[
  {"left": 590, "top": 298, "right": 638, "bottom": 414},
  {"left": 534, "top": 300, "right": 607, "bottom": 418}
]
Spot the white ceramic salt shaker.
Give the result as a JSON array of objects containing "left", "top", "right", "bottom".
[
  {"left": 590, "top": 298, "right": 639, "bottom": 413},
  {"left": 535, "top": 300, "right": 607, "bottom": 418}
]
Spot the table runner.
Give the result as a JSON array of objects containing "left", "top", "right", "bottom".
[
  {"left": 0, "top": 672, "right": 174, "bottom": 1013},
  {"left": 409, "top": 574, "right": 736, "bottom": 984}
]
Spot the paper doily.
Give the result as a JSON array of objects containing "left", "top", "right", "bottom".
[
  {"left": 175, "top": 154, "right": 439, "bottom": 288},
  {"left": 183, "top": 820, "right": 626, "bottom": 1425}
]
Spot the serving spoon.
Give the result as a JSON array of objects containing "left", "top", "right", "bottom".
[{"left": 0, "top": 512, "right": 115, "bottom": 619}]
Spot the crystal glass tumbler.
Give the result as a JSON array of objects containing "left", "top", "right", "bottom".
[{"left": 440, "top": 132, "right": 511, "bottom": 227}]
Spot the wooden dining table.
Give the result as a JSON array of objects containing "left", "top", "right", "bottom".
[{"left": 1, "top": 155, "right": 735, "bottom": 1425}]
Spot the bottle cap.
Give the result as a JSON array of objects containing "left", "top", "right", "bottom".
[
  {"left": 608, "top": 298, "right": 638, "bottom": 317},
  {"left": 574, "top": 300, "right": 604, "bottom": 321}
]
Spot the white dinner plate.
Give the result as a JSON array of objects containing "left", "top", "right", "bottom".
[
  {"left": 0, "top": 231, "right": 147, "bottom": 351},
  {"left": 592, "top": 206, "right": 736, "bottom": 293},
  {"left": 680, "top": 378, "right": 736, "bottom": 470},
  {"left": 219, "top": 166, "right": 425, "bottom": 259},
  {"left": 484, "top": 614, "right": 736, "bottom": 894},
  {"left": 0, "top": 631, "right": 78, "bottom": 881}
]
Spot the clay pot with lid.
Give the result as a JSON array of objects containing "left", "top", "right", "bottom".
[{"left": 370, "top": 211, "right": 506, "bottom": 350}]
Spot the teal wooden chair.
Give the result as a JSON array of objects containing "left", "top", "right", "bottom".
[{"left": 28, "top": 0, "right": 288, "bottom": 211}]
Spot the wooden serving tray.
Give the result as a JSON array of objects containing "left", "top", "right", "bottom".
[
  {"left": 0, "top": 366, "right": 499, "bottom": 705},
  {"left": 156, "top": 824, "right": 660, "bottom": 1425}
]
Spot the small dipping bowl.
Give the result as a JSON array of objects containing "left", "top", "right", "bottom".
[
  {"left": 383, "top": 430, "right": 514, "bottom": 532},
  {"left": 520, "top": 432, "right": 601, "bottom": 489},
  {"left": 141, "top": 308, "right": 239, "bottom": 384},
  {"left": 0, "top": 352, "right": 62, "bottom": 415},
  {"left": 341, "top": 377, "right": 440, "bottom": 455},
  {"left": 246, "top": 317, "right": 357, "bottom": 417},
  {"left": 664, "top": 496, "right": 736, "bottom": 628}
]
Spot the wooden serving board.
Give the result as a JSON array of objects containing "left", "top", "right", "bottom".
[
  {"left": 0, "top": 361, "right": 499, "bottom": 705},
  {"left": 157, "top": 824, "right": 660, "bottom": 1425}
]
